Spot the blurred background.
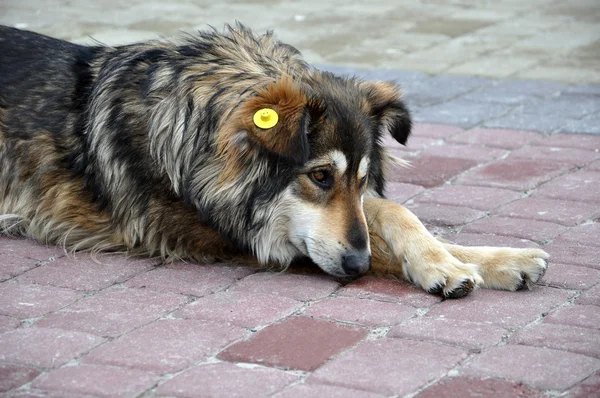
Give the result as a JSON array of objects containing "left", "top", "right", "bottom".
[{"left": 2, "top": 0, "right": 599, "bottom": 84}]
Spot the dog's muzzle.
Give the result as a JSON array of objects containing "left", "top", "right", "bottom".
[{"left": 341, "top": 251, "right": 371, "bottom": 276}]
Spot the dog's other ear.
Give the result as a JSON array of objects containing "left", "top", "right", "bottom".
[
  {"left": 243, "top": 77, "right": 310, "bottom": 165},
  {"left": 362, "top": 81, "right": 412, "bottom": 145}
]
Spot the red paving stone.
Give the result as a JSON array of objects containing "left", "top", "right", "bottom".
[
  {"left": 0, "top": 328, "right": 105, "bottom": 368},
  {"left": 415, "top": 184, "right": 522, "bottom": 210},
  {"left": 310, "top": 338, "right": 467, "bottom": 396},
  {"left": 426, "top": 287, "right": 573, "bottom": 328},
  {"left": 0, "top": 255, "right": 40, "bottom": 281},
  {"left": 495, "top": 197, "right": 600, "bottom": 226},
  {"left": 156, "top": 363, "right": 297, "bottom": 398},
  {"left": 533, "top": 170, "right": 600, "bottom": 204},
  {"left": 510, "top": 323, "right": 600, "bottom": 358},
  {"left": 0, "top": 363, "right": 41, "bottom": 393},
  {"left": 462, "top": 216, "right": 569, "bottom": 243},
  {"left": 219, "top": 317, "right": 366, "bottom": 371},
  {"left": 16, "top": 254, "right": 157, "bottom": 291},
  {"left": 415, "top": 377, "right": 540, "bottom": 398},
  {"left": 385, "top": 182, "right": 426, "bottom": 204},
  {"left": 407, "top": 202, "right": 486, "bottom": 226},
  {"left": 83, "top": 319, "right": 246, "bottom": 373},
  {"left": 455, "top": 158, "right": 575, "bottom": 191},
  {"left": 274, "top": 383, "right": 385, "bottom": 398},
  {"left": 540, "top": 263, "right": 600, "bottom": 290},
  {"left": 32, "top": 365, "right": 158, "bottom": 398},
  {"left": 544, "top": 305, "right": 600, "bottom": 330},
  {"left": 35, "top": 287, "right": 187, "bottom": 337},
  {"left": 173, "top": 291, "right": 303, "bottom": 328},
  {"left": 1, "top": 123, "right": 599, "bottom": 396},
  {"left": 461, "top": 345, "right": 600, "bottom": 390},
  {"left": 0, "top": 283, "right": 84, "bottom": 319},
  {"left": 125, "top": 262, "right": 254, "bottom": 297},
  {"left": 388, "top": 317, "right": 507, "bottom": 350},
  {"left": 304, "top": 297, "right": 416, "bottom": 326},
  {"left": 230, "top": 272, "right": 340, "bottom": 301},
  {"left": 339, "top": 276, "right": 441, "bottom": 307},
  {"left": 449, "top": 128, "right": 542, "bottom": 149}
]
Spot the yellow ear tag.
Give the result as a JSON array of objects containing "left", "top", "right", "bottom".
[{"left": 253, "top": 108, "right": 279, "bottom": 129}]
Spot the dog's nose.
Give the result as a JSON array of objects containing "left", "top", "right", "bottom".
[{"left": 341, "top": 252, "right": 371, "bottom": 276}]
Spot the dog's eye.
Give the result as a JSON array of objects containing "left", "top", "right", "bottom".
[
  {"left": 310, "top": 169, "right": 333, "bottom": 189},
  {"left": 359, "top": 175, "right": 367, "bottom": 188}
]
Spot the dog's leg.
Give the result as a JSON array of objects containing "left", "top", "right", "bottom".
[
  {"left": 441, "top": 243, "right": 549, "bottom": 291},
  {"left": 364, "top": 197, "right": 483, "bottom": 298}
]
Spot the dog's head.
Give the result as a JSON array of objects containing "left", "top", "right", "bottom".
[{"left": 217, "top": 72, "right": 411, "bottom": 277}]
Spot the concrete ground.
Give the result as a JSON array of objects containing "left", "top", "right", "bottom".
[{"left": 1, "top": 1, "right": 600, "bottom": 397}]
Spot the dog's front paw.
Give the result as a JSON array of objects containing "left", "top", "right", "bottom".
[
  {"left": 404, "top": 251, "right": 484, "bottom": 299},
  {"left": 481, "top": 248, "right": 549, "bottom": 291}
]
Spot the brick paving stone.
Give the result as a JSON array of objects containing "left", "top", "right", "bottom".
[
  {"left": 219, "top": 316, "right": 366, "bottom": 371},
  {"left": 567, "top": 371, "right": 600, "bottom": 398},
  {"left": 587, "top": 160, "right": 600, "bottom": 172},
  {"left": 125, "top": 262, "right": 254, "bottom": 297},
  {"left": 426, "top": 287, "right": 573, "bottom": 328},
  {"left": 230, "top": 272, "right": 340, "bottom": 301},
  {"left": 553, "top": 223, "right": 600, "bottom": 247},
  {"left": 407, "top": 202, "right": 486, "bottom": 227},
  {"left": 173, "top": 291, "right": 303, "bottom": 329},
  {"left": 8, "top": 388, "right": 98, "bottom": 398},
  {"left": 0, "top": 315, "right": 20, "bottom": 333},
  {"left": 510, "top": 323, "right": 600, "bottom": 358},
  {"left": 508, "top": 146, "right": 599, "bottom": 167},
  {"left": 16, "top": 254, "right": 157, "bottom": 291},
  {"left": 414, "top": 99, "right": 511, "bottom": 129},
  {"left": 32, "top": 364, "right": 158, "bottom": 398},
  {"left": 388, "top": 154, "right": 477, "bottom": 188},
  {"left": 544, "top": 305, "right": 600, "bottom": 330},
  {"left": 543, "top": 242, "right": 598, "bottom": 269},
  {"left": 450, "top": 233, "right": 539, "bottom": 248},
  {"left": 448, "top": 128, "right": 542, "bottom": 149},
  {"left": 540, "top": 263, "right": 600, "bottom": 290},
  {"left": 83, "top": 319, "right": 246, "bottom": 374},
  {"left": 388, "top": 317, "right": 507, "bottom": 350},
  {"left": 455, "top": 158, "right": 575, "bottom": 191},
  {"left": 412, "top": 123, "right": 464, "bottom": 139},
  {"left": 0, "top": 328, "right": 104, "bottom": 368},
  {"left": 533, "top": 133, "right": 600, "bottom": 151},
  {"left": 533, "top": 170, "right": 600, "bottom": 205},
  {"left": 0, "top": 255, "right": 40, "bottom": 281},
  {"left": 310, "top": 338, "right": 467, "bottom": 396},
  {"left": 494, "top": 198, "right": 599, "bottom": 227},
  {"left": 415, "top": 377, "right": 540, "bottom": 398},
  {"left": 339, "top": 276, "right": 440, "bottom": 308},
  {"left": 461, "top": 345, "right": 600, "bottom": 391},
  {"left": 577, "top": 284, "right": 600, "bottom": 306},
  {"left": 0, "top": 283, "right": 83, "bottom": 319},
  {"left": 304, "top": 297, "right": 416, "bottom": 326},
  {"left": 0, "top": 237, "right": 64, "bottom": 261},
  {"left": 36, "top": 287, "right": 187, "bottom": 337},
  {"left": 420, "top": 143, "right": 507, "bottom": 162},
  {"left": 415, "top": 185, "right": 522, "bottom": 211},
  {"left": 382, "top": 135, "right": 440, "bottom": 151},
  {"left": 385, "top": 182, "right": 426, "bottom": 204},
  {"left": 462, "top": 216, "right": 568, "bottom": 243},
  {"left": 156, "top": 362, "right": 297, "bottom": 398},
  {"left": 273, "top": 382, "right": 385, "bottom": 398},
  {"left": 0, "top": 363, "right": 41, "bottom": 393}
]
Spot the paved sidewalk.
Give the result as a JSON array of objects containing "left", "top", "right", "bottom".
[
  {"left": 1, "top": 116, "right": 599, "bottom": 396},
  {"left": 1, "top": 0, "right": 600, "bottom": 83}
]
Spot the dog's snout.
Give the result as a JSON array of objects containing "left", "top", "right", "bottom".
[{"left": 341, "top": 252, "right": 371, "bottom": 276}]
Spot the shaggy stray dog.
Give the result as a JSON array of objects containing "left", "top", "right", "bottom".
[{"left": 0, "top": 24, "right": 548, "bottom": 298}]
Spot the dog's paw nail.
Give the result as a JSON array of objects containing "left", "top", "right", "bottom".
[
  {"left": 427, "top": 283, "right": 444, "bottom": 295},
  {"left": 444, "top": 278, "right": 475, "bottom": 299}
]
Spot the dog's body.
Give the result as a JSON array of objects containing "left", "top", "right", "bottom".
[{"left": 0, "top": 25, "right": 548, "bottom": 298}]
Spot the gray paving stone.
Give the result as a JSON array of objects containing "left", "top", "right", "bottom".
[
  {"left": 560, "top": 115, "right": 600, "bottom": 135},
  {"left": 404, "top": 75, "right": 494, "bottom": 107},
  {"left": 484, "top": 110, "right": 568, "bottom": 133},
  {"left": 414, "top": 99, "right": 512, "bottom": 128}
]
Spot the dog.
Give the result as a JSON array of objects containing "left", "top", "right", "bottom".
[{"left": 0, "top": 24, "right": 549, "bottom": 298}]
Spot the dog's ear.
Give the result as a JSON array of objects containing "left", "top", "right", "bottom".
[
  {"left": 242, "top": 77, "right": 310, "bottom": 165},
  {"left": 362, "top": 81, "right": 412, "bottom": 145}
]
